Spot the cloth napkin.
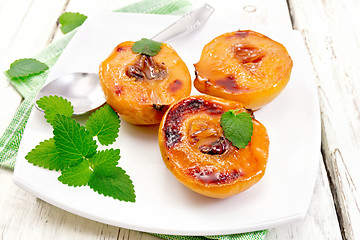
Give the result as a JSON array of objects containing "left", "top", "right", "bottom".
[{"left": 0, "top": 0, "right": 268, "bottom": 239}]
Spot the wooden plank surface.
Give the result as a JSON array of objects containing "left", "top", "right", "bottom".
[
  {"left": 287, "top": 0, "right": 360, "bottom": 239},
  {"left": 0, "top": 0, "right": 347, "bottom": 239}
]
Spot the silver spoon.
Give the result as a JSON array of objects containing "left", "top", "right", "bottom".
[{"left": 35, "top": 4, "right": 215, "bottom": 115}]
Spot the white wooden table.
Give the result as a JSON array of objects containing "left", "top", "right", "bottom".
[{"left": 0, "top": 0, "right": 358, "bottom": 239}]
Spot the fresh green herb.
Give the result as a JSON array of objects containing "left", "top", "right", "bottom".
[
  {"left": 59, "top": 12, "right": 87, "bottom": 34},
  {"left": 6, "top": 58, "right": 49, "bottom": 79},
  {"left": 220, "top": 110, "right": 253, "bottom": 149},
  {"left": 25, "top": 96, "right": 135, "bottom": 202},
  {"left": 25, "top": 138, "right": 66, "bottom": 171},
  {"left": 89, "top": 149, "right": 120, "bottom": 175},
  {"left": 58, "top": 160, "right": 93, "bottom": 187},
  {"left": 132, "top": 38, "right": 162, "bottom": 56},
  {"left": 52, "top": 114, "right": 98, "bottom": 166},
  {"left": 36, "top": 95, "right": 73, "bottom": 124},
  {"left": 89, "top": 167, "right": 136, "bottom": 203},
  {"left": 85, "top": 104, "right": 120, "bottom": 146}
]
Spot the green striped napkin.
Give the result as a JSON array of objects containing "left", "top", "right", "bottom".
[{"left": 0, "top": 0, "right": 268, "bottom": 239}]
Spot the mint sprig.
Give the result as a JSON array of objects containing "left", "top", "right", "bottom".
[
  {"left": 89, "top": 168, "right": 136, "bottom": 203},
  {"left": 25, "top": 138, "right": 66, "bottom": 171},
  {"left": 53, "top": 114, "right": 98, "bottom": 166},
  {"left": 132, "top": 38, "right": 162, "bottom": 56},
  {"left": 6, "top": 58, "right": 49, "bottom": 79},
  {"left": 59, "top": 12, "right": 87, "bottom": 34},
  {"left": 58, "top": 160, "right": 93, "bottom": 187},
  {"left": 85, "top": 104, "right": 120, "bottom": 146},
  {"left": 89, "top": 149, "right": 120, "bottom": 175},
  {"left": 25, "top": 96, "right": 135, "bottom": 202},
  {"left": 36, "top": 96, "right": 73, "bottom": 124},
  {"left": 220, "top": 110, "right": 253, "bottom": 149}
]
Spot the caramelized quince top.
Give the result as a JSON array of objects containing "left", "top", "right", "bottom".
[
  {"left": 194, "top": 30, "right": 293, "bottom": 109},
  {"left": 158, "top": 95, "right": 269, "bottom": 198},
  {"left": 99, "top": 41, "right": 191, "bottom": 125}
]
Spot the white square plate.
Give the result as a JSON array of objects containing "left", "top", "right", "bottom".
[{"left": 14, "top": 12, "right": 321, "bottom": 236}]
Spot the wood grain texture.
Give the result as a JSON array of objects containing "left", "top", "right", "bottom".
[
  {"left": 287, "top": 0, "right": 360, "bottom": 239},
  {"left": 0, "top": 0, "right": 345, "bottom": 239}
]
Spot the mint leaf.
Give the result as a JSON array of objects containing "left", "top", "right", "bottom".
[
  {"left": 36, "top": 96, "right": 74, "bottom": 124},
  {"left": 132, "top": 38, "right": 162, "bottom": 56},
  {"left": 89, "top": 149, "right": 120, "bottom": 175},
  {"left": 53, "top": 114, "right": 97, "bottom": 166},
  {"left": 6, "top": 58, "right": 48, "bottom": 79},
  {"left": 59, "top": 12, "right": 87, "bottom": 34},
  {"left": 58, "top": 160, "right": 93, "bottom": 187},
  {"left": 25, "top": 95, "right": 136, "bottom": 202},
  {"left": 220, "top": 110, "right": 253, "bottom": 149},
  {"left": 89, "top": 167, "right": 135, "bottom": 202},
  {"left": 85, "top": 104, "right": 120, "bottom": 146},
  {"left": 25, "top": 138, "right": 68, "bottom": 171}
]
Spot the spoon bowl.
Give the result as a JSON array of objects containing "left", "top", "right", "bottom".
[{"left": 35, "top": 72, "right": 105, "bottom": 115}]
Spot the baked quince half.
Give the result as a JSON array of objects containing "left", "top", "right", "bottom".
[
  {"left": 99, "top": 39, "right": 191, "bottom": 125},
  {"left": 194, "top": 30, "right": 293, "bottom": 109},
  {"left": 158, "top": 95, "right": 269, "bottom": 198}
]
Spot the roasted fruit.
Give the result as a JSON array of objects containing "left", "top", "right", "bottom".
[
  {"left": 194, "top": 30, "right": 293, "bottom": 109},
  {"left": 158, "top": 95, "right": 269, "bottom": 198},
  {"left": 99, "top": 41, "right": 191, "bottom": 125}
]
